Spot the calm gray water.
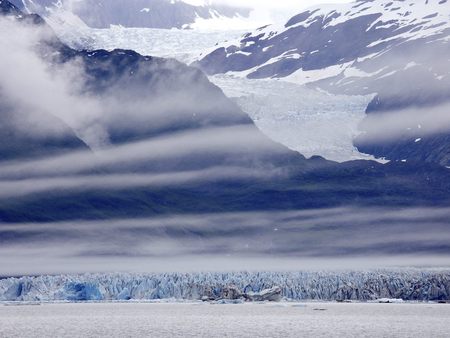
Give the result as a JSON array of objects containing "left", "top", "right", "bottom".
[{"left": 0, "top": 302, "right": 449, "bottom": 337}]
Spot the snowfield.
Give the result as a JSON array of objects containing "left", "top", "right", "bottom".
[
  {"left": 1, "top": 302, "right": 449, "bottom": 338},
  {"left": 59, "top": 26, "right": 247, "bottom": 64}
]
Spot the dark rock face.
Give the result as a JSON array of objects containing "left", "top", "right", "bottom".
[
  {"left": 0, "top": 0, "right": 43, "bottom": 23},
  {"left": 9, "top": 0, "right": 250, "bottom": 29},
  {"left": 0, "top": 99, "right": 89, "bottom": 162},
  {"left": 196, "top": 0, "right": 450, "bottom": 166},
  {"left": 0, "top": 0, "right": 20, "bottom": 15}
]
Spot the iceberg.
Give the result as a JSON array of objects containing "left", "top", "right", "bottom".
[{"left": 244, "top": 286, "right": 282, "bottom": 302}]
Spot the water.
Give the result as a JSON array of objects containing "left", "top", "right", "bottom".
[{"left": 0, "top": 302, "right": 449, "bottom": 337}]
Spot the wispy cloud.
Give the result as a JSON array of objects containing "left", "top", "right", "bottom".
[
  {"left": 357, "top": 102, "right": 450, "bottom": 142},
  {"left": 0, "top": 166, "right": 280, "bottom": 199},
  {"left": 0, "top": 125, "right": 289, "bottom": 179}
]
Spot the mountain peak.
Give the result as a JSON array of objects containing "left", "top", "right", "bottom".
[{"left": 8, "top": 0, "right": 252, "bottom": 30}]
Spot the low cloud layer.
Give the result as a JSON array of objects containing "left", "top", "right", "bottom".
[
  {"left": 1, "top": 207, "right": 449, "bottom": 275},
  {"left": 0, "top": 125, "right": 287, "bottom": 179},
  {"left": 358, "top": 102, "right": 450, "bottom": 142},
  {"left": 0, "top": 166, "right": 280, "bottom": 199}
]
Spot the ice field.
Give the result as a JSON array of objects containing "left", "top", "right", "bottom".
[
  {"left": 1, "top": 270, "right": 449, "bottom": 302},
  {"left": 60, "top": 26, "right": 246, "bottom": 65}
]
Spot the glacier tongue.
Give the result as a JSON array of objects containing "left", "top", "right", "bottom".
[
  {"left": 210, "top": 75, "right": 376, "bottom": 162},
  {"left": 1, "top": 270, "right": 449, "bottom": 302}
]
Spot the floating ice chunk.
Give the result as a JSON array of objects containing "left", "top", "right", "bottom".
[
  {"left": 376, "top": 298, "right": 405, "bottom": 303},
  {"left": 245, "top": 287, "right": 282, "bottom": 302}
]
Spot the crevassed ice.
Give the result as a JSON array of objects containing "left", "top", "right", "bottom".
[
  {"left": 0, "top": 270, "right": 449, "bottom": 302},
  {"left": 57, "top": 26, "right": 247, "bottom": 65},
  {"left": 210, "top": 75, "right": 375, "bottom": 162}
]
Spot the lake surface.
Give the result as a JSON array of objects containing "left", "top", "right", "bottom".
[{"left": 0, "top": 302, "right": 449, "bottom": 337}]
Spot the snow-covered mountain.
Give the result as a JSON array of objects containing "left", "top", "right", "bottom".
[
  {"left": 197, "top": 0, "right": 450, "bottom": 166},
  {"left": 198, "top": 0, "right": 450, "bottom": 91},
  {"left": 9, "top": 0, "right": 253, "bottom": 30}
]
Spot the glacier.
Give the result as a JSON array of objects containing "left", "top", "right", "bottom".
[
  {"left": 49, "top": 26, "right": 247, "bottom": 65},
  {"left": 210, "top": 75, "right": 375, "bottom": 162},
  {"left": 1, "top": 270, "right": 449, "bottom": 302}
]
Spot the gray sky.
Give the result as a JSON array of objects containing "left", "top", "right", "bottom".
[{"left": 185, "top": 0, "right": 354, "bottom": 25}]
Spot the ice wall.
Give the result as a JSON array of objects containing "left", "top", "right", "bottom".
[{"left": 1, "top": 270, "right": 449, "bottom": 302}]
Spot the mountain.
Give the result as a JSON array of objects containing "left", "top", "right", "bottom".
[
  {"left": 9, "top": 0, "right": 251, "bottom": 30},
  {"left": 196, "top": 0, "right": 450, "bottom": 166},
  {"left": 1, "top": 0, "right": 450, "bottom": 226},
  {"left": 0, "top": 0, "right": 42, "bottom": 22}
]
